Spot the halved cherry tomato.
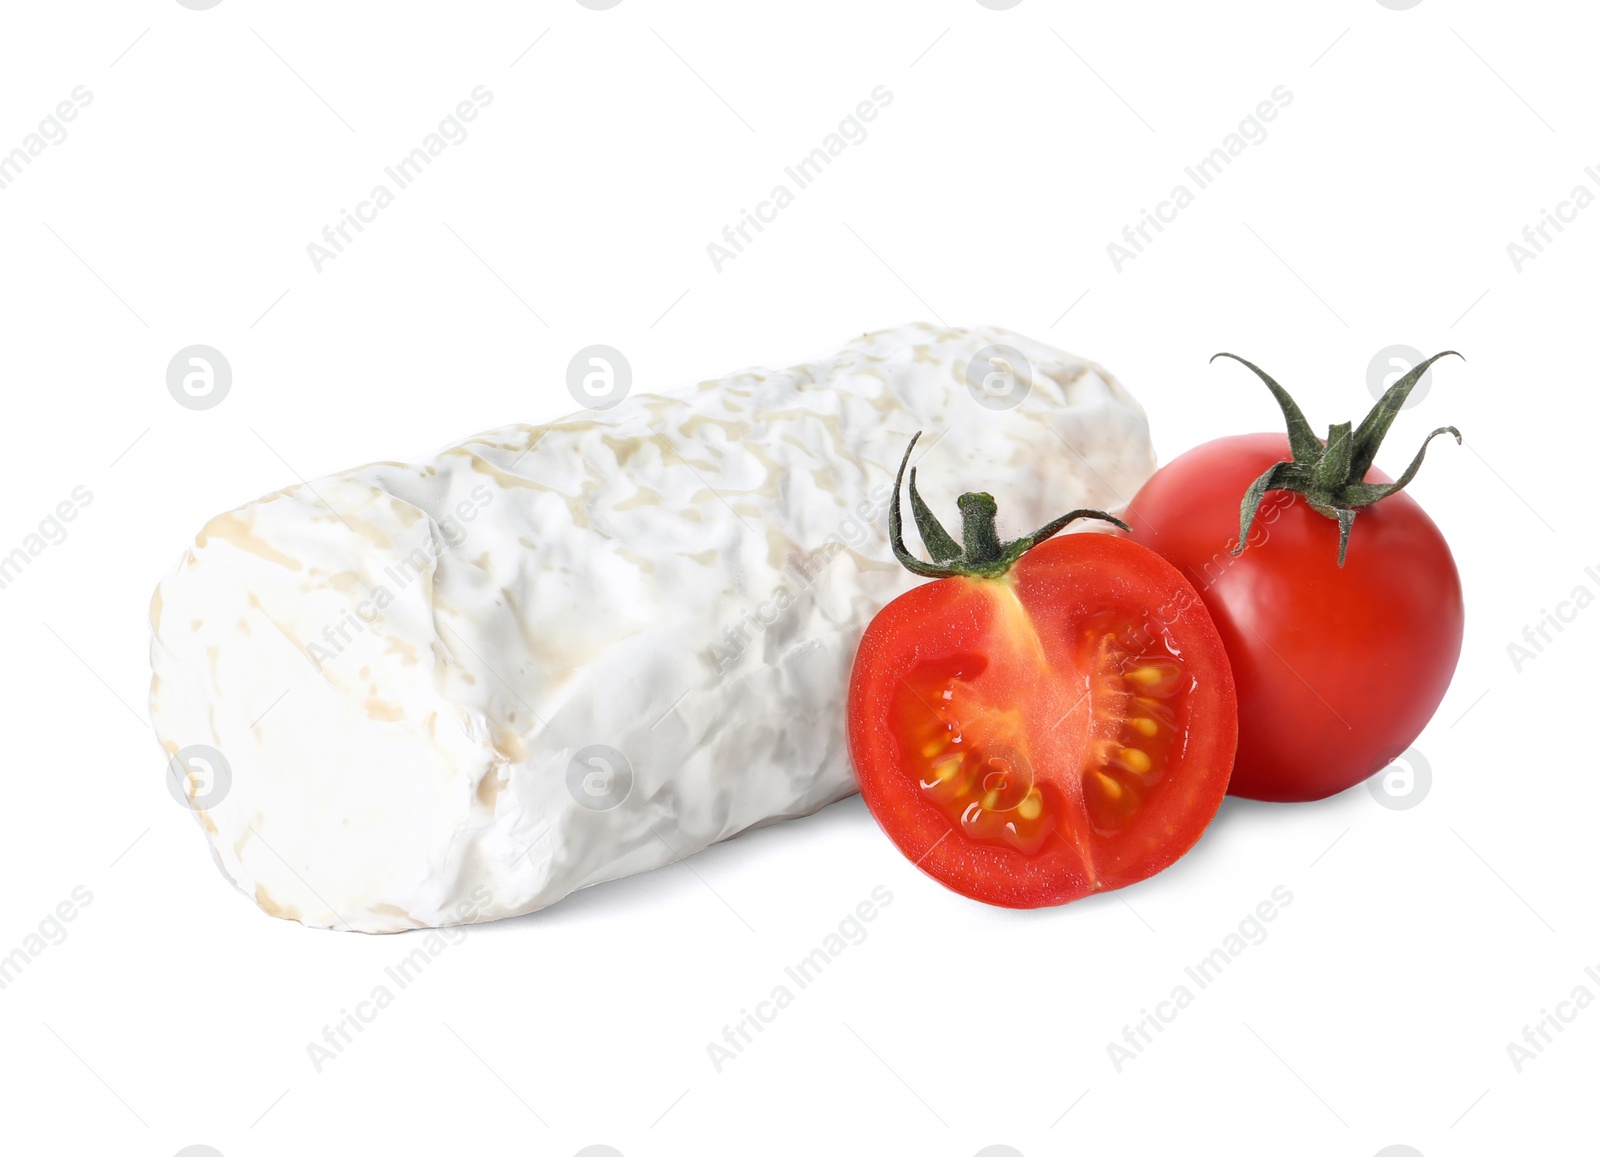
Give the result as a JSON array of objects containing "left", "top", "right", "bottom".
[{"left": 848, "top": 442, "right": 1237, "bottom": 907}]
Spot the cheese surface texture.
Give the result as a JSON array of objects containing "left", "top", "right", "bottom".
[{"left": 149, "top": 324, "right": 1156, "bottom": 932}]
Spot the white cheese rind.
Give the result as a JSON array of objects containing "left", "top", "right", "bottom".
[{"left": 148, "top": 324, "right": 1156, "bottom": 933}]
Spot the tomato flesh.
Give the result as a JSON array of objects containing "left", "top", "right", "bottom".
[{"left": 849, "top": 533, "right": 1237, "bottom": 907}]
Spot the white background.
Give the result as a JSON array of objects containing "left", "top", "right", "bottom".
[{"left": 0, "top": 2, "right": 1592, "bottom": 1155}]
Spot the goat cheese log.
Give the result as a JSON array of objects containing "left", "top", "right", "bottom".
[{"left": 148, "top": 324, "right": 1156, "bottom": 932}]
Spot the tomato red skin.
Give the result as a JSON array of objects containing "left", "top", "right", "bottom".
[
  {"left": 1124, "top": 433, "right": 1464, "bottom": 802},
  {"left": 847, "top": 533, "right": 1237, "bottom": 907}
]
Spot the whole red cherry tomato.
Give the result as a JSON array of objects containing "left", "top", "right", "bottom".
[
  {"left": 1124, "top": 353, "right": 1465, "bottom": 802},
  {"left": 848, "top": 436, "right": 1238, "bottom": 906}
]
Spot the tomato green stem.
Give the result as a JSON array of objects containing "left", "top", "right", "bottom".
[
  {"left": 1214, "top": 351, "right": 1464, "bottom": 566},
  {"left": 890, "top": 432, "right": 1130, "bottom": 580},
  {"left": 956, "top": 493, "right": 1003, "bottom": 563}
]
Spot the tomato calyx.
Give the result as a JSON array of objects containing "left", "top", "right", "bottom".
[
  {"left": 1213, "top": 351, "right": 1465, "bottom": 566},
  {"left": 889, "top": 432, "right": 1130, "bottom": 580}
]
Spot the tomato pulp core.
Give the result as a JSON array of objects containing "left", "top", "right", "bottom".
[{"left": 889, "top": 589, "right": 1193, "bottom": 858}]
